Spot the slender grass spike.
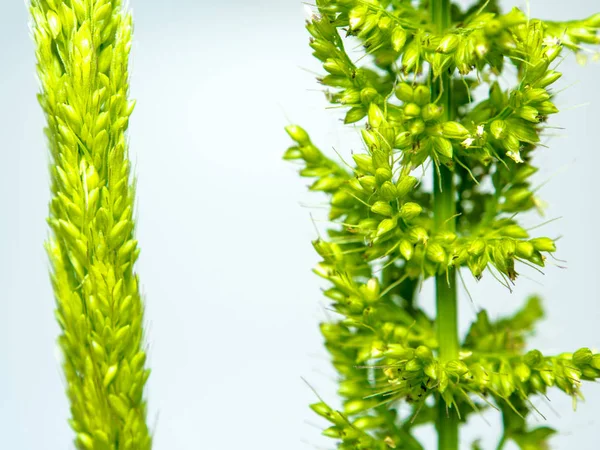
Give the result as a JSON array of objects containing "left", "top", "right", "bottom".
[{"left": 30, "top": 1, "right": 152, "bottom": 448}]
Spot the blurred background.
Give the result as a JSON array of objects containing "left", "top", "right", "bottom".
[{"left": 1, "top": 1, "right": 599, "bottom": 448}]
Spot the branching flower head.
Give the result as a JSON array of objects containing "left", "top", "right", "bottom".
[{"left": 285, "top": 1, "right": 600, "bottom": 449}]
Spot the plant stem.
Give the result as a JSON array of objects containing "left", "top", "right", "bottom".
[{"left": 431, "top": 0, "right": 460, "bottom": 449}]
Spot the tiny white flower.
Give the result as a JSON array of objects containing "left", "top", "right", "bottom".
[
  {"left": 476, "top": 125, "right": 485, "bottom": 137},
  {"left": 462, "top": 137, "right": 475, "bottom": 148}
]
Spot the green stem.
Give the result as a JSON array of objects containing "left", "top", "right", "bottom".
[
  {"left": 431, "top": 0, "right": 460, "bottom": 449},
  {"left": 496, "top": 434, "right": 508, "bottom": 450}
]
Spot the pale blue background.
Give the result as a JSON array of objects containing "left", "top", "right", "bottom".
[{"left": 1, "top": 1, "right": 599, "bottom": 449}]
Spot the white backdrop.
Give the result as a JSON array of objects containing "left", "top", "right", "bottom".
[{"left": 1, "top": 1, "right": 599, "bottom": 449}]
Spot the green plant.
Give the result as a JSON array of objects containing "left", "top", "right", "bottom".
[
  {"left": 30, "top": 1, "right": 151, "bottom": 448},
  {"left": 284, "top": 1, "right": 600, "bottom": 449}
]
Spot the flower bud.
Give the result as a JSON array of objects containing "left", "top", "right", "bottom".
[
  {"left": 353, "top": 154, "right": 374, "bottom": 174},
  {"left": 396, "top": 176, "right": 418, "bottom": 197},
  {"left": 323, "top": 58, "right": 347, "bottom": 76},
  {"left": 415, "top": 345, "right": 433, "bottom": 361},
  {"left": 426, "top": 242, "right": 446, "bottom": 264},
  {"left": 323, "top": 288, "right": 346, "bottom": 302},
  {"left": 517, "top": 106, "right": 540, "bottom": 123},
  {"left": 385, "top": 344, "right": 414, "bottom": 360},
  {"left": 441, "top": 121, "right": 469, "bottom": 139},
  {"left": 313, "top": 262, "right": 334, "bottom": 279},
  {"left": 46, "top": 10, "right": 62, "bottom": 39},
  {"left": 360, "top": 87, "right": 379, "bottom": 105},
  {"left": 408, "top": 227, "right": 428, "bottom": 244},
  {"left": 348, "top": 6, "right": 367, "bottom": 30},
  {"left": 368, "top": 103, "right": 385, "bottom": 128},
  {"left": 353, "top": 415, "right": 385, "bottom": 430},
  {"left": 400, "top": 202, "right": 422, "bottom": 221},
  {"left": 371, "top": 201, "right": 393, "bottom": 217},
  {"left": 582, "top": 367, "right": 600, "bottom": 379},
  {"left": 500, "top": 225, "right": 528, "bottom": 239},
  {"left": 413, "top": 86, "right": 431, "bottom": 106},
  {"left": 301, "top": 167, "right": 332, "bottom": 178},
  {"left": 514, "top": 362, "right": 531, "bottom": 382},
  {"left": 402, "top": 42, "right": 420, "bottom": 73},
  {"left": 395, "top": 83, "right": 414, "bottom": 103},
  {"left": 513, "top": 164, "right": 538, "bottom": 183},
  {"left": 530, "top": 237, "right": 556, "bottom": 252},
  {"left": 372, "top": 151, "right": 389, "bottom": 171},
  {"left": 536, "top": 101, "right": 559, "bottom": 115},
  {"left": 376, "top": 217, "right": 397, "bottom": 237},
  {"left": 404, "top": 103, "right": 421, "bottom": 118},
  {"left": 394, "top": 131, "right": 412, "bottom": 148},
  {"left": 438, "top": 231, "right": 457, "bottom": 244},
  {"left": 526, "top": 59, "right": 550, "bottom": 84},
  {"left": 562, "top": 366, "right": 581, "bottom": 384},
  {"left": 499, "top": 239, "right": 516, "bottom": 258},
  {"left": 490, "top": 120, "right": 507, "bottom": 139},
  {"left": 433, "top": 137, "right": 453, "bottom": 159},
  {"left": 410, "top": 119, "right": 426, "bottom": 135},
  {"left": 446, "top": 360, "right": 469, "bottom": 376},
  {"left": 436, "top": 34, "right": 460, "bottom": 54},
  {"left": 516, "top": 241, "right": 535, "bottom": 259},
  {"left": 422, "top": 103, "right": 443, "bottom": 122},
  {"left": 573, "top": 348, "right": 593, "bottom": 367},
  {"left": 504, "top": 187, "right": 532, "bottom": 205},
  {"left": 525, "top": 349, "right": 543, "bottom": 367},
  {"left": 529, "top": 373, "right": 545, "bottom": 392},
  {"left": 344, "top": 399, "right": 377, "bottom": 415},
  {"left": 358, "top": 175, "right": 377, "bottom": 191},
  {"left": 311, "top": 176, "right": 343, "bottom": 191},
  {"left": 539, "top": 368, "right": 555, "bottom": 386},
  {"left": 310, "top": 402, "right": 334, "bottom": 420},
  {"left": 358, "top": 218, "right": 378, "bottom": 232},
  {"left": 285, "top": 125, "right": 310, "bottom": 145},
  {"left": 322, "top": 426, "right": 345, "bottom": 439},
  {"left": 361, "top": 129, "right": 380, "bottom": 150},
  {"left": 535, "top": 70, "right": 562, "bottom": 88},
  {"left": 424, "top": 363, "right": 438, "bottom": 380},
  {"left": 344, "top": 106, "right": 367, "bottom": 124},
  {"left": 399, "top": 239, "right": 414, "bottom": 260},
  {"left": 340, "top": 89, "right": 361, "bottom": 105},
  {"left": 391, "top": 26, "right": 407, "bottom": 52},
  {"left": 362, "top": 278, "right": 381, "bottom": 303},
  {"left": 375, "top": 167, "right": 392, "bottom": 185},
  {"left": 485, "top": 19, "right": 502, "bottom": 36},
  {"left": 524, "top": 88, "right": 550, "bottom": 104},
  {"left": 379, "top": 181, "right": 398, "bottom": 201}
]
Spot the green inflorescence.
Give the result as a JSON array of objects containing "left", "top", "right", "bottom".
[
  {"left": 31, "top": 1, "right": 151, "bottom": 449},
  {"left": 285, "top": 1, "right": 600, "bottom": 449}
]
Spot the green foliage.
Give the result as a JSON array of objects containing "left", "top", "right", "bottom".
[
  {"left": 31, "top": 1, "right": 151, "bottom": 448},
  {"left": 285, "top": 1, "right": 600, "bottom": 448}
]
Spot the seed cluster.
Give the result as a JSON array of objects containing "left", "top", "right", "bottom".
[
  {"left": 286, "top": 1, "right": 600, "bottom": 448},
  {"left": 31, "top": 1, "right": 151, "bottom": 449}
]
